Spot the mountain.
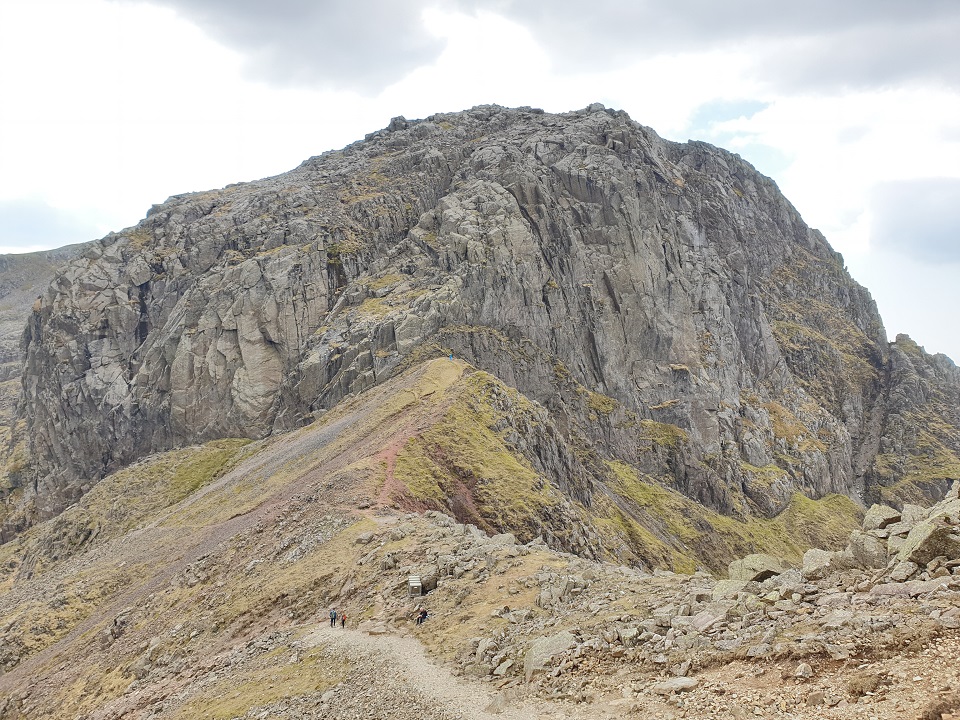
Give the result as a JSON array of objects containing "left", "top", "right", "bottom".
[
  {"left": 2, "top": 103, "right": 959, "bottom": 568},
  {"left": 1, "top": 104, "right": 960, "bottom": 720}
]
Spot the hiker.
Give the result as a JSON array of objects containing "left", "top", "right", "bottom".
[
  {"left": 416, "top": 608, "right": 428, "bottom": 625},
  {"left": 329, "top": 608, "right": 337, "bottom": 627},
  {"left": 340, "top": 611, "right": 347, "bottom": 628}
]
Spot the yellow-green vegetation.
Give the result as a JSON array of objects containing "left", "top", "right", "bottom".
[
  {"left": 353, "top": 289, "right": 429, "bottom": 321},
  {"left": 324, "top": 236, "right": 364, "bottom": 260},
  {"left": 895, "top": 335, "right": 924, "bottom": 356},
  {"left": 763, "top": 401, "right": 826, "bottom": 453},
  {"left": 775, "top": 492, "right": 863, "bottom": 551},
  {"left": 356, "top": 297, "right": 391, "bottom": 318},
  {"left": 876, "top": 441, "right": 960, "bottom": 507},
  {"left": 9, "top": 439, "right": 253, "bottom": 576},
  {"left": 164, "top": 443, "right": 312, "bottom": 529},
  {"left": 591, "top": 483, "right": 695, "bottom": 573},
  {"left": 366, "top": 273, "right": 406, "bottom": 290},
  {"left": 872, "top": 405, "right": 960, "bottom": 505},
  {"left": 0, "top": 564, "right": 140, "bottom": 666},
  {"left": 56, "top": 664, "right": 134, "bottom": 719},
  {"left": 552, "top": 360, "right": 572, "bottom": 381},
  {"left": 168, "top": 439, "right": 253, "bottom": 499},
  {"left": 586, "top": 391, "right": 618, "bottom": 415},
  {"left": 172, "top": 647, "right": 343, "bottom": 720},
  {"left": 124, "top": 227, "right": 154, "bottom": 250},
  {"left": 740, "top": 461, "right": 789, "bottom": 488},
  {"left": 391, "top": 440, "right": 447, "bottom": 505},
  {"left": 638, "top": 419, "right": 687, "bottom": 448},
  {"left": 602, "top": 461, "right": 861, "bottom": 572},
  {"left": 766, "top": 247, "right": 882, "bottom": 412},
  {"left": 391, "top": 370, "right": 560, "bottom": 536},
  {"left": 96, "top": 439, "right": 251, "bottom": 529}
]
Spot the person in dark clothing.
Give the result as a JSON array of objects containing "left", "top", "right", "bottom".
[
  {"left": 329, "top": 608, "right": 337, "bottom": 627},
  {"left": 416, "top": 609, "right": 428, "bottom": 625}
]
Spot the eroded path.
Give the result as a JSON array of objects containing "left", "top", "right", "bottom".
[{"left": 301, "top": 625, "right": 544, "bottom": 720}]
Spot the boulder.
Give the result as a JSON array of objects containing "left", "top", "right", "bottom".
[
  {"left": 844, "top": 531, "right": 888, "bottom": 569},
  {"left": 523, "top": 631, "right": 577, "bottom": 681},
  {"left": 896, "top": 519, "right": 960, "bottom": 566},
  {"left": 862, "top": 504, "right": 901, "bottom": 532},
  {"left": 651, "top": 677, "right": 698, "bottom": 695},
  {"left": 801, "top": 549, "right": 843, "bottom": 580},
  {"left": 929, "top": 498, "right": 960, "bottom": 525},
  {"left": 618, "top": 627, "right": 639, "bottom": 647},
  {"left": 889, "top": 561, "right": 919, "bottom": 582},
  {"left": 358, "top": 621, "right": 388, "bottom": 635},
  {"left": 728, "top": 554, "right": 785, "bottom": 582},
  {"left": 902, "top": 504, "right": 928, "bottom": 524},
  {"left": 712, "top": 579, "right": 759, "bottom": 600},
  {"left": 689, "top": 610, "right": 723, "bottom": 632},
  {"left": 885, "top": 520, "right": 916, "bottom": 538}
]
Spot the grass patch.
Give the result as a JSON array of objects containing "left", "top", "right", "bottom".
[
  {"left": 740, "top": 461, "right": 790, "bottom": 488},
  {"left": 587, "top": 392, "right": 618, "bottom": 414},
  {"left": 602, "top": 461, "right": 860, "bottom": 572},
  {"left": 392, "top": 439, "right": 447, "bottom": 505},
  {"left": 391, "top": 369, "right": 561, "bottom": 538},
  {"left": 763, "top": 401, "right": 826, "bottom": 452},
  {"left": 638, "top": 420, "right": 687, "bottom": 448},
  {"left": 172, "top": 647, "right": 343, "bottom": 720},
  {"left": 366, "top": 273, "right": 406, "bottom": 290}
]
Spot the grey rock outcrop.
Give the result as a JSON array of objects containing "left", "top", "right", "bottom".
[
  {"left": 9, "top": 104, "right": 960, "bottom": 536},
  {"left": 523, "top": 630, "right": 577, "bottom": 681},
  {"left": 728, "top": 554, "right": 785, "bottom": 582},
  {"left": 896, "top": 519, "right": 960, "bottom": 566},
  {"left": 862, "top": 504, "right": 900, "bottom": 532},
  {"left": 0, "top": 245, "right": 87, "bottom": 536}
]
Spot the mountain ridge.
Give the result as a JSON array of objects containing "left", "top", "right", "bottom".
[
  {"left": 0, "top": 103, "right": 958, "bottom": 559},
  {"left": 0, "top": 104, "right": 959, "bottom": 720}
]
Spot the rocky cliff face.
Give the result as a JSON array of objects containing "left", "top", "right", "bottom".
[
  {"left": 0, "top": 246, "right": 86, "bottom": 532},
  {"left": 11, "top": 104, "right": 960, "bottom": 534}
]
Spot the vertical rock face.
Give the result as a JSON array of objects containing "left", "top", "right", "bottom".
[
  {"left": 13, "top": 104, "right": 960, "bottom": 524},
  {"left": 0, "top": 246, "right": 87, "bottom": 533}
]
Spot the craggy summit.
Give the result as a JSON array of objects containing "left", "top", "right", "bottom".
[{"left": 7, "top": 104, "right": 960, "bottom": 568}]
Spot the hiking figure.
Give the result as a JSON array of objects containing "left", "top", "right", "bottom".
[
  {"left": 340, "top": 612, "right": 347, "bottom": 628},
  {"left": 329, "top": 608, "right": 337, "bottom": 627},
  {"left": 416, "top": 608, "right": 428, "bottom": 625}
]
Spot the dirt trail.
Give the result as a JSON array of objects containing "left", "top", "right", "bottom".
[
  {"left": 302, "top": 625, "right": 546, "bottom": 720},
  {"left": 0, "top": 409, "right": 369, "bottom": 695}
]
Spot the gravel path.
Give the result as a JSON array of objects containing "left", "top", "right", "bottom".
[{"left": 302, "top": 625, "right": 542, "bottom": 720}]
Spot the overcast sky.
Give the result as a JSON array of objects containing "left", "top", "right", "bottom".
[{"left": 1, "top": 0, "right": 958, "bottom": 361}]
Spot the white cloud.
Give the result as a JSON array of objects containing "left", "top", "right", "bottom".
[{"left": 1, "top": 0, "right": 959, "bottom": 360}]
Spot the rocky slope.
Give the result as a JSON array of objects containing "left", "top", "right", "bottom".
[
  {"left": 0, "top": 364, "right": 958, "bottom": 719},
  {"left": 0, "top": 245, "right": 86, "bottom": 534},
  {"left": 5, "top": 104, "right": 960, "bottom": 560}
]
